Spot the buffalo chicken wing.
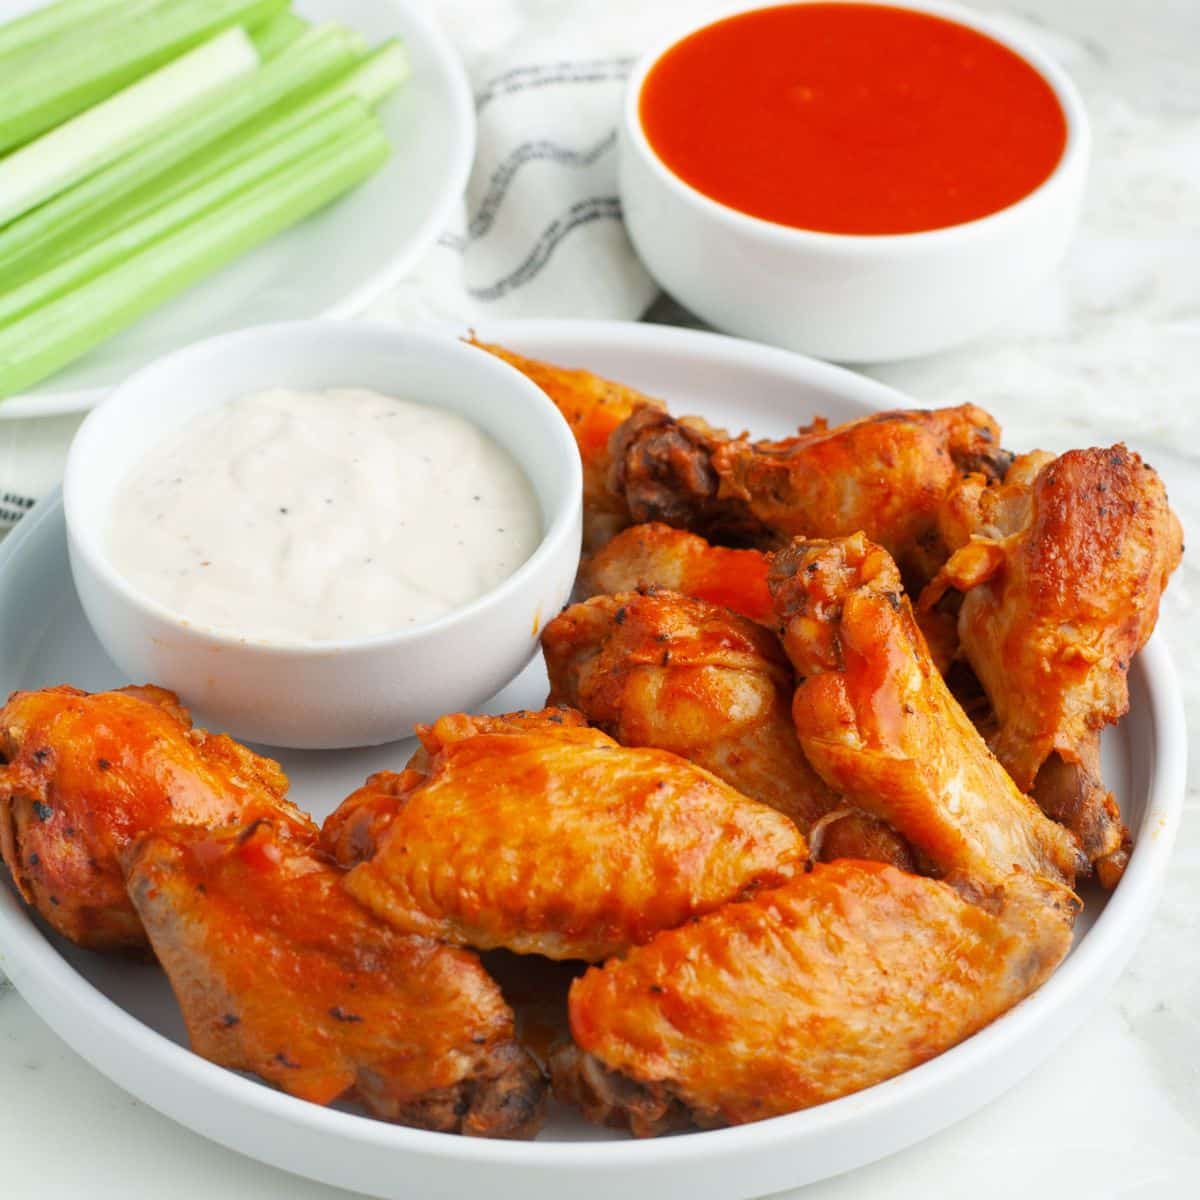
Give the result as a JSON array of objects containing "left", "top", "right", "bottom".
[
  {"left": 609, "top": 402, "right": 1010, "bottom": 583},
  {"left": 769, "top": 533, "right": 1083, "bottom": 887},
  {"left": 543, "top": 592, "right": 832, "bottom": 827},
  {"left": 0, "top": 684, "right": 310, "bottom": 952},
  {"left": 923, "top": 446, "right": 1182, "bottom": 886},
  {"left": 554, "top": 861, "right": 1076, "bottom": 1133},
  {"left": 126, "top": 819, "right": 545, "bottom": 1136},
  {"left": 323, "top": 709, "right": 806, "bottom": 960}
]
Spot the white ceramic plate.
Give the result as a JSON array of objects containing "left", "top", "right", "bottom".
[
  {"left": 0, "top": 0, "right": 474, "bottom": 421},
  {"left": 0, "top": 322, "right": 1185, "bottom": 1199}
]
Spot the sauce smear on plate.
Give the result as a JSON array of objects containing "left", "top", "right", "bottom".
[{"left": 639, "top": 3, "right": 1068, "bottom": 235}]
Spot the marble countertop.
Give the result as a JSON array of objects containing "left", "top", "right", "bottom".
[{"left": 2, "top": 0, "right": 1198, "bottom": 1196}]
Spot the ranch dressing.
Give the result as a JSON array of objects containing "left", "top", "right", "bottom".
[{"left": 107, "top": 388, "right": 543, "bottom": 643}]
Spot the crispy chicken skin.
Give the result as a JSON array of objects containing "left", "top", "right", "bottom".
[
  {"left": 922, "top": 447, "right": 1183, "bottom": 887},
  {"left": 320, "top": 708, "right": 593, "bottom": 873},
  {"left": 323, "top": 709, "right": 806, "bottom": 961},
  {"left": 579, "top": 523, "right": 774, "bottom": 623},
  {"left": 471, "top": 339, "right": 663, "bottom": 550},
  {"left": 554, "top": 861, "right": 1076, "bottom": 1134},
  {"left": 0, "top": 684, "right": 309, "bottom": 952},
  {"left": 125, "top": 819, "right": 546, "bottom": 1138},
  {"left": 769, "top": 534, "right": 1084, "bottom": 887},
  {"left": 543, "top": 591, "right": 833, "bottom": 828},
  {"left": 610, "top": 404, "right": 1011, "bottom": 581}
]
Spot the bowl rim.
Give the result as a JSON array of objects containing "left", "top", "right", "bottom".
[
  {"left": 62, "top": 320, "right": 583, "bottom": 656},
  {"left": 622, "top": 0, "right": 1091, "bottom": 252}
]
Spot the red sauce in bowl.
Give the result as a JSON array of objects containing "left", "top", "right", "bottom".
[{"left": 638, "top": 3, "right": 1069, "bottom": 235}]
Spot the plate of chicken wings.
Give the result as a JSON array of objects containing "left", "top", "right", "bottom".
[{"left": 0, "top": 320, "right": 1186, "bottom": 1199}]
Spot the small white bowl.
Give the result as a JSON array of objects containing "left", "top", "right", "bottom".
[
  {"left": 63, "top": 322, "right": 582, "bottom": 749},
  {"left": 619, "top": 0, "right": 1090, "bottom": 363}
]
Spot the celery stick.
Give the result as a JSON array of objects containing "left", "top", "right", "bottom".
[
  {"left": 69, "top": 84, "right": 372, "bottom": 240},
  {"left": 0, "top": 0, "right": 135, "bottom": 62},
  {"left": 326, "top": 39, "right": 410, "bottom": 108},
  {"left": 0, "top": 123, "right": 390, "bottom": 398},
  {"left": 0, "top": 0, "right": 288, "bottom": 152},
  {"left": 31, "top": 41, "right": 410, "bottom": 274},
  {"left": 0, "top": 100, "right": 370, "bottom": 326},
  {"left": 0, "top": 25, "right": 358, "bottom": 281},
  {"left": 0, "top": 27, "right": 260, "bottom": 228},
  {"left": 250, "top": 8, "right": 309, "bottom": 59}
]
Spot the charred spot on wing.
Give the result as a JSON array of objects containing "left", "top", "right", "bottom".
[
  {"left": 960, "top": 446, "right": 1015, "bottom": 481},
  {"left": 235, "top": 817, "right": 270, "bottom": 845}
]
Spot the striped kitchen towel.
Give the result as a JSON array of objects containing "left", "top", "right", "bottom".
[{"left": 361, "top": 0, "right": 691, "bottom": 324}]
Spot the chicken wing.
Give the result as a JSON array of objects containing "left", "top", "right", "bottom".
[
  {"left": 542, "top": 591, "right": 827, "bottom": 825},
  {"left": 579, "top": 523, "right": 774, "bottom": 624},
  {"left": 125, "top": 819, "right": 546, "bottom": 1137},
  {"left": 611, "top": 404, "right": 1011, "bottom": 583},
  {"left": 922, "top": 446, "right": 1183, "bottom": 886},
  {"left": 0, "top": 684, "right": 310, "bottom": 952},
  {"left": 471, "top": 339, "right": 663, "bottom": 550},
  {"left": 323, "top": 709, "right": 806, "bottom": 961},
  {"left": 769, "top": 533, "right": 1084, "bottom": 887},
  {"left": 553, "top": 861, "right": 1076, "bottom": 1133}
]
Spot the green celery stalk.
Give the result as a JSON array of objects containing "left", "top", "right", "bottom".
[
  {"left": 0, "top": 122, "right": 390, "bottom": 398},
  {"left": 0, "top": 26, "right": 260, "bottom": 228},
  {"left": 0, "top": 99, "right": 371, "bottom": 326},
  {"left": 325, "top": 39, "right": 410, "bottom": 108},
  {"left": 249, "top": 8, "right": 310, "bottom": 60},
  {"left": 25, "top": 87, "right": 362, "bottom": 275},
  {"left": 0, "top": 24, "right": 359, "bottom": 282},
  {"left": 80, "top": 78, "right": 385, "bottom": 237},
  {"left": 0, "top": 0, "right": 288, "bottom": 152},
  {"left": 0, "top": 0, "right": 138, "bottom": 64}
]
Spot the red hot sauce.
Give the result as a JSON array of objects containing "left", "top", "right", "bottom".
[{"left": 639, "top": 3, "right": 1069, "bottom": 235}]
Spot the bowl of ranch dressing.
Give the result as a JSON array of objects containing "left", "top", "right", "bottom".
[{"left": 63, "top": 321, "right": 582, "bottom": 748}]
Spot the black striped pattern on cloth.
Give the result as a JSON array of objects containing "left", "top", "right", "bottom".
[
  {"left": 442, "top": 56, "right": 637, "bottom": 301},
  {"left": 1, "top": 491, "right": 35, "bottom": 530}
]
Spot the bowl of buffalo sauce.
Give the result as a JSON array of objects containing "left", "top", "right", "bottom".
[{"left": 620, "top": 1, "right": 1088, "bottom": 361}]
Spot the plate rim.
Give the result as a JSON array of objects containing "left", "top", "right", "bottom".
[
  {"left": 0, "top": 0, "right": 476, "bottom": 423},
  {"left": 0, "top": 319, "right": 1186, "bottom": 1186}
]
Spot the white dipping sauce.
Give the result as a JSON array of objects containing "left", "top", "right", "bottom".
[{"left": 107, "top": 388, "right": 543, "bottom": 643}]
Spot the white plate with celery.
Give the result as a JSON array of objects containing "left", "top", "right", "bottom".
[{"left": 0, "top": 0, "right": 474, "bottom": 419}]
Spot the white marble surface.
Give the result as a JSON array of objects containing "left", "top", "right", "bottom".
[{"left": 2, "top": 0, "right": 1199, "bottom": 1197}]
